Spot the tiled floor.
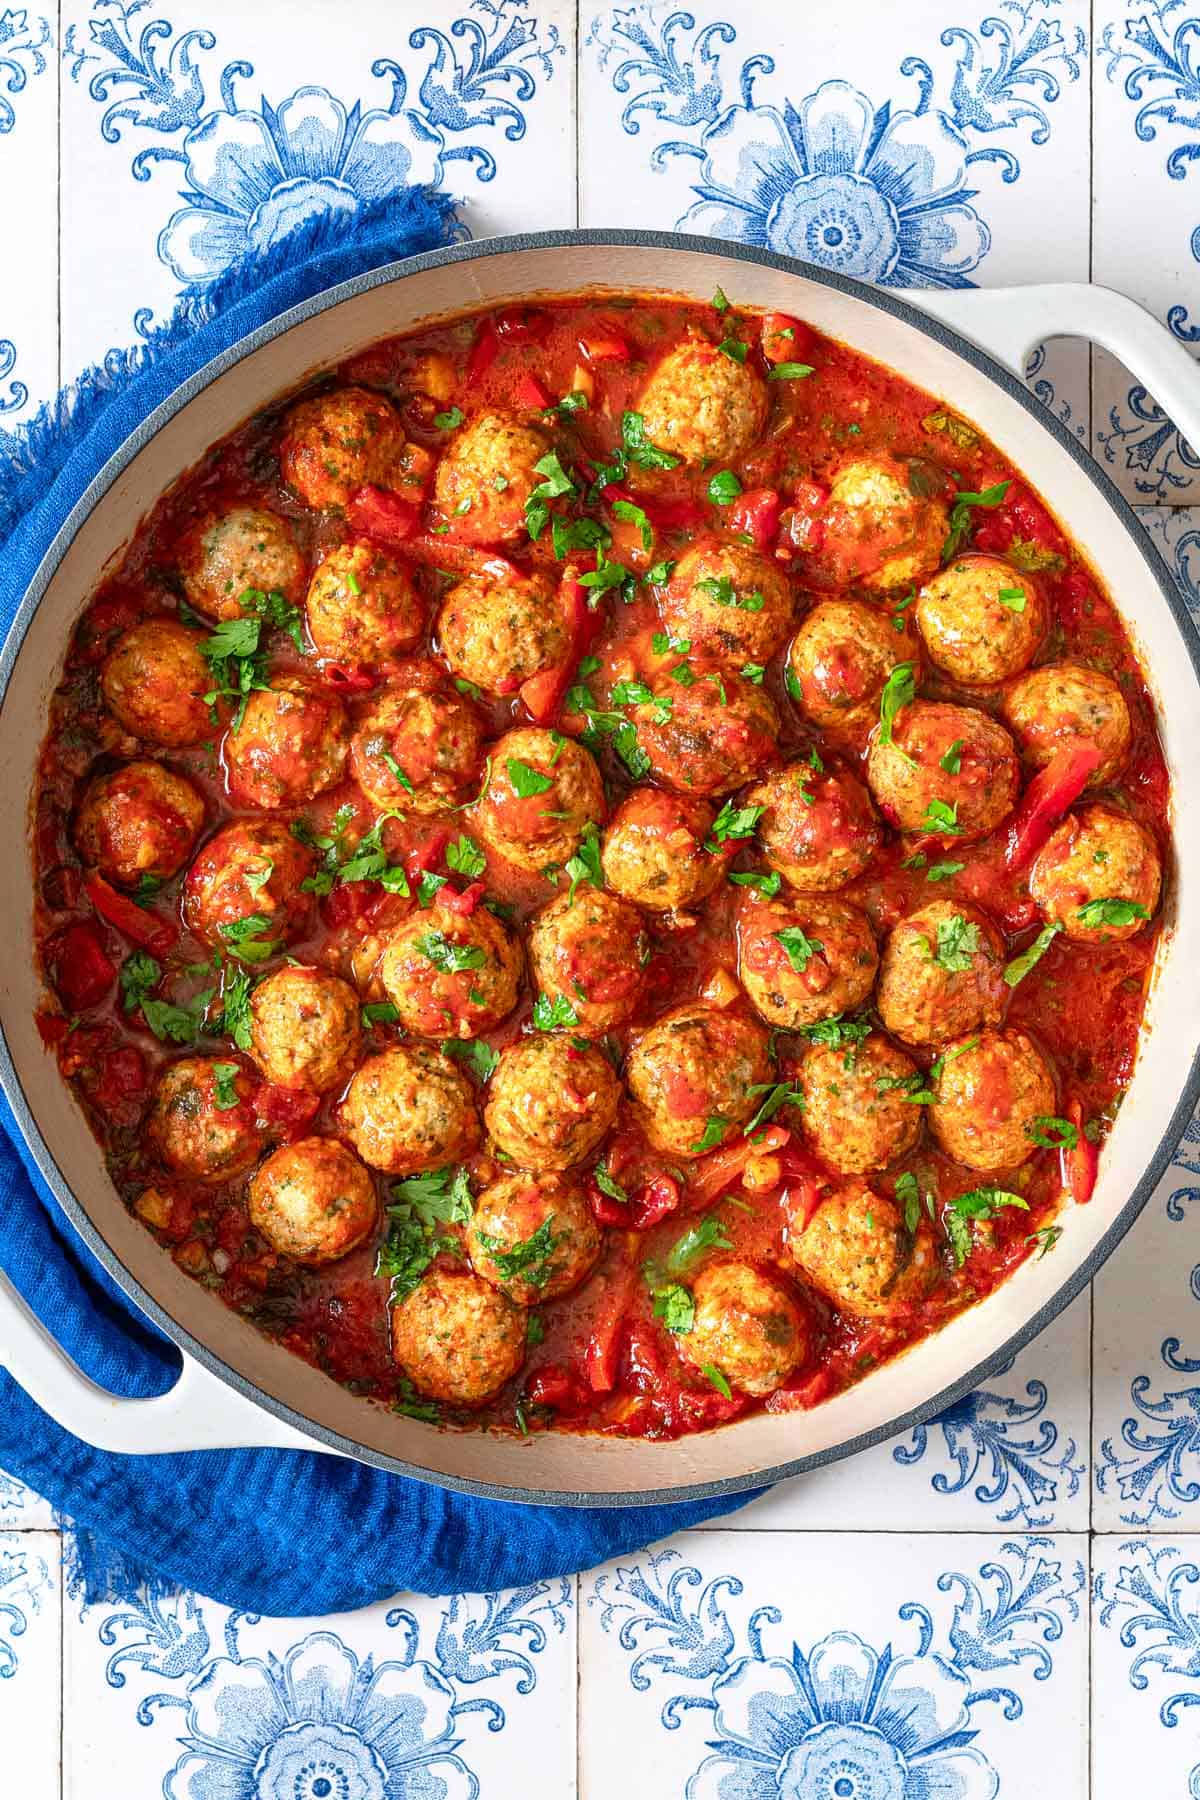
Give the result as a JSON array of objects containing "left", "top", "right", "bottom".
[{"left": 4, "top": 0, "right": 1200, "bottom": 1792}]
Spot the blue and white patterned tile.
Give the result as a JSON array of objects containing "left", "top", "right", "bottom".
[
  {"left": 1092, "top": 1538, "right": 1200, "bottom": 1800},
  {"left": 579, "top": 1529, "right": 1089, "bottom": 1797},
  {"left": 59, "top": 0, "right": 576, "bottom": 379},
  {"left": 1092, "top": 0, "right": 1200, "bottom": 503},
  {"left": 0, "top": 1531, "right": 62, "bottom": 1800},
  {"left": 62, "top": 1553, "right": 577, "bottom": 1798},
  {"left": 732, "top": 1290, "right": 1090, "bottom": 1533},
  {"left": 0, "top": 1465, "right": 57, "bottom": 1532},
  {"left": 0, "top": 5, "right": 58, "bottom": 428}
]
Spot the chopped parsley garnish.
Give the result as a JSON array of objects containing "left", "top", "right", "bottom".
[
  {"left": 1003, "top": 923, "right": 1060, "bottom": 988},
  {"left": 921, "top": 798, "right": 962, "bottom": 836},
  {"left": 579, "top": 548, "right": 635, "bottom": 599},
  {"left": 895, "top": 1170, "right": 922, "bottom": 1235},
  {"left": 944, "top": 1185, "right": 1028, "bottom": 1267},
  {"left": 476, "top": 1217, "right": 565, "bottom": 1291},
  {"left": 690, "top": 1115, "right": 729, "bottom": 1154},
  {"left": 652, "top": 628, "right": 691, "bottom": 656},
  {"left": 695, "top": 574, "right": 764, "bottom": 612},
  {"left": 564, "top": 821, "right": 602, "bottom": 904},
  {"left": 701, "top": 1364, "right": 732, "bottom": 1399},
  {"left": 767, "top": 362, "right": 814, "bottom": 380},
  {"left": 931, "top": 914, "right": 981, "bottom": 973},
  {"left": 140, "top": 991, "right": 214, "bottom": 1045},
  {"left": 362, "top": 1001, "right": 401, "bottom": 1027},
  {"left": 706, "top": 469, "right": 743, "bottom": 507},
  {"left": 377, "top": 1165, "right": 474, "bottom": 1303},
  {"left": 594, "top": 1162, "right": 629, "bottom": 1203},
  {"left": 1026, "top": 1115, "right": 1079, "bottom": 1150},
  {"left": 652, "top": 1282, "right": 695, "bottom": 1333},
  {"left": 524, "top": 450, "right": 577, "bottom": 540},
  {"left": 663, "top": 1214, "right": 732, "bottom": 1276},
  {"left": 644, "top": 559, "right": 675, "bottom": 585},
  {"left": 774, "top": 927, "right": 824, "bottom": 973},
  {"left": 382, "top": 751, "right": 414, "bottom": 794},
  {"left": 1076, "top": 897, "right": 1150, "bottom": 929},
  {"left": 745, "top": 1080, "right": 805, "bottom": 1134},
  {"left": 416, "top": 931, "right": 487, "bottom": 975},
  {"left": 799, "top": 1014, "right": 873, "bottom": 1050},
  {"left": 939, "top": 738, "right": 966, "bottom": 775},
  {"left": 210, "top": 1061, "right": 242, "bottom": 1111},
  {"left": 878, "top": 661, "right": 916, "bottom": 749},
  {"left": 717, "top": 336, "right": 748, "bottom": 364},
  {"left": 728, "top": 868, "right": 782, "bottom": 898},
  {"left": 741, "top": 662, "right": 766, "bottom": 684},
  {"left": 433, "top": 405, "right": 465, "bottom": 430},
  {"left": 526, "top": 1312, "right": 546, "bottom": 1348},
  {"left": 706, "top": 799, "right": 764, "bottom": 850},
  {"left": 336, "top": 813, "right": 410, "bottom": 894},
  {"left": 217, "top": 968, "right": 254, "bottom": 1050},
  {"left": 119, "top": 951, "right": 161, "bottom": 1014},
  {"left": 532, "top": 992, "right": 579, "bottom": 1031},
  {"left": 611, "top": 497, "right": 653, "bottom": 550},
  {"left": 942, "top": 479, "right": 1011, "bottom": 562},
  {"left": 621, "top": 410, "right": 680, "bottom": 472},
  {"left": 551, "top": 516, "right": 610, "bottom": 560},
  {"left": 506, "top": 757, "right": 555, "bottom": 798},
  {"left": 441, "top": 1036, "right": 499, "bottom": 1082},
  {"left": 711, "top": 287, "right": 731, "bottom": 314},
  {"left": 218, "top": 913, "right": 281, "bottom": 966},
  {"left": 1027, "top": 1224, "right": 1063, "bottom": 1259},
  {"left": 998, "top": 586, "right": 1027, "bottom": 612},
  {"left": 445, "top": 834, "right": 486, "bottom": 879},
  {"left": 243, "top": 858, "right": 273, "bottom": 895},
  {"left": 454, "top": 676, "right": 483, "bottom": 701},
  {"left": 927, "top": 861, "right": 965, "bottom": 883}
]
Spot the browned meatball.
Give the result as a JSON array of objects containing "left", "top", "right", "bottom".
[
  {"left": 248, "top": 966, "right": 362, "bottom": 1093},
  {"left": 75, "top": 759, "right": 205, "bottom": 887},
  {"left": 637, "top": 333, "right": 768, "bottom": 466},
  {"left": 631, "top": 673, "right": 779, "bottom": 797},
  {"left": 184, "top": 819, "right": 316, "bottom": 949},
  {"left": 177, "top": 505, "right": 305, "bottom": 620},
  {"left": 340, "top": 1045, "right": 480, "bottom": 1176},
  {"left": 787, "top": 597, "right": 920, "bottom": 735},
  {"left": 350, "top": 686, "right": 484, "bottom": 814},
  {"left": 661, "top": 538, "right": 795, "bottom": 667},
  {"left": 675, "top": 1260, "right": 807, "bottom": 1398},
  {"left": 304, "top": 542, "right": 424, "bottom": 667},
  {"left": 625, "top": 1002, "right": 771, "bottom": 1159},
  {"left": 437, "top": 567, "right": 566, "bottom": 695},
  {"left": 466, "top": 1169, "right": 601, "bottom": 1305},
  {"left": 527, "top": 889, "right": 648, "bottom": 1034},
  {"left": 149, "top": 1057, "right": 259, "bottom": 1181},
  {"left": 1029, "top": 804, "right": 1161, "bottom": 942},
  {"left": 877, "top": 901, "right": 1007, "bottom": 1047},
  {"left": 867, "top": 699, "right": 1019, "bottom": 841},
  {"left": 1001, "top": 661, "right": 1132, "bottom": 788},
  {"left": 819, "top": 455, "right": 949, "bottom": 593},
  {"left": 279, "top": 386, "right": 406, "bottom": 511},
  {"left": 746, "top": 758, "right": 880, "bottom": 892},
  {"left": 431, "top": 411, "right": 552, "bottom": 545},
  {"left": 786, "top": 1184, "right": 938, "bottom": 1320},
  {"left": 929, "top": 1028, "right": 1056, "bottom": 1171},
  {"left": 224, "top": 677, "right": 349, "bottom": 810},
  {"left": 247, "top": 1136, "right": 377, "bottom": 1265},
  {"left": 484, "top": 1035, "right": 619, "bottom": 1172},
  {"left": 472, "top": 727, "right": 605, "bottom": 874},
  {"left": 390, "top": 1265, "right": 526, "bottom": 1407},
  {"left": 101, "top": 618, "right": 212, "bottom": 747},
  {"left": 916, "top": 555, "right": 1045, "bottom": 686},
  {"left": 737, "top": 893, "right": 878, "bottom": 1030},
  {"left": 799, "top": 1033, "right": 923, "bottom": 1174},
  {"left": 378, "top": 901, "right": 523, "bottom": 1039},
  {"left": 601, "top": 788, "right": 730, "bottom": 913}
]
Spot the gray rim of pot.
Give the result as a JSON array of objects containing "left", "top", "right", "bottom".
[{"left": 2, "top": 228, "right": 1198, "bottom": 1509}]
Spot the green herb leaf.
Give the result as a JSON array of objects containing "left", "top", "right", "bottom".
[
  {"left": 441, "top": 1035, "right": 499, "bottom": 1083},
  {"left": 119, "top": 950, "right": 161, "bottom": 1014},
  {"left": 706, "top": 469, "right": 743, "bottom": 507},
  {"left": 1003, "top": 923, "right": 1061, "bottom": 987},
  {"left": 362, "top": 1001, "right": 401, "bottom": 1027},
  {"left": 926, "top": 861, "right": 965, "bottom": 883},
  {"left": 1027, "top": 1224, "right": 1063, "bottom": 1259},
  {"left": 706, "top": 799, "right": 764, "bottom": 849},
  {"left": 611, "top": 497, "right": 653, "bottom": 550},
  {"left": 745, "top": 1080, "right": 805, "bottom": 1134},
  {"left": 218, "top": 968, "right": 255, "bottom": 1050},
  {"left": 564, "top": 821, "right": 602, "bottom": 905},
  {"left": 798, "top": 1014, "right": 873, "bottom": 1050},
  {"left": 445, "top": 834, "right": 486, "bottom": 879},
  {"left": 475, "top": 1216, "right": 565, "bottom": 1291},
  {"left": 416, "top": 931, "right": 487, "bottom": 975},
  {"left": 666, "top": 1215, "right": 733, "bottom": 1276},
  {"left": 1026, "top": 1114, "right": 1079, "bottom": 1150},
  {"left": 921, "top": 798, "right": 962, "bottom": 836},
  {"left": 507, "top": 757, "right": 555, "bottom": 798},
  {"left": 774, "top": 926, "right": 825, "bottom": 973},
  {"left": 141, "top": 992, "right": 213, "bottom": 1045},
  {"left": 1076, "top": 897, "right": 1150, "bottom": 929},
  {"left": 939, "top": 738, "right": 966, "bottom": 776},
  {"left": 998, "top": 586, "right": 1027, "bottom": 613},
  {"left": 944, "top": 1184, "right": 1029, "bottom": 1267},
  {"left": 433, "top": 405, "right": 465, "bottom": 430},
  {"left": 690, "top": 1116, "right": 729, "bottom": 1155},
  {"left": 767, "top": 362, "right": 814, "bottom": 380},
  {"left": 878, "top": 661, "right": 916, "bottom": 748},
  {"left": 532, "top": 992, "right": 579, "bottom": 1031},
  {"left": 921, "top": 408, "right": 979, "bottom": 449},
  {"left": 932, "top": 914, "right": 981, "bottom": 973},
  {"left": 695, "top": 574, "right": 764, "bottom": 613},
  {"left": 895, "top": 1170, "right": 921, "bottom": 1235},
  {"left": 717, "top": 336, "right": 748, "bottom": 364},
  {"left": 210, "top": 1061, "right": 242, "bottom": 1111},
  {"left": 377, "top": 1165, "right": 473, "bottom": 1302},
  {"left": 622, "top": 410, "right": 681, "bottom": 472},
  {"left": 701, "top": 1364, "right": 732, "bottom": 1399},
  {"left": 942, "top": 479, "right": 1011, "bottom": 562},
  {"left": 728, "top": 868, "right": 782, "bottom": 898},
  {"left": 711, "top": 287, "right": 731, "bottom": 314},
  {"left": 652, "top": 1281, "right": 696, "bottom": 1333}
]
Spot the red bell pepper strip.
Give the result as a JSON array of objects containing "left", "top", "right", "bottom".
[
  {"left": 1003, "top": 743, "right": 1101, "bottom": 871},
  {"left": 583, "top": 1234, "right": 638, "bottom": 1394},
  {"left": 406, "top": 828, "right": 451, "bottom": 883},
  {"left": 1062, "top": 1100, "right": 1098, "bottom": 1204},
  {"left": 48, "top": 921, "right": 116, "bottom": 1012},
  {"left": 761, "top": 313, "right": 816, "bottom": 365},
  {"left": 630, "top": 1173, "right": 681, "bottom": 1231},
  {"left": 514, "top": 369, "right": 553, "bottom": 410},
  {"left": 84, "top": 875, "right": 178, "bottom": 958},
  {"left": 728, "top": 486, "right": 782, "bottom": 553},
  {"left": 466, "top": 319, "right": 500, "bottom": 382},
  {"left": 525, "top": 1364, "right": 592, "bottom": 1415},
  {"left": 519, "top": 576, "right": 596, "bottom": 727},
  {"left": 347, "top": 485, "right": 420, "bottom": 545},
  {"left": 402, "top": 536, "right": 520, "bottom": 582},
  {"left": 438, "top": 880, "right": 485, "bottom": 918},
  {"left": 578, "top": 330, "right": 632, "bottom": 363},
  {"left": 688, "top": 1123, "right": 790, "bottom": 1204}
]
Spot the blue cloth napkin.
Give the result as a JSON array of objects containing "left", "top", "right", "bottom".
[{"left": 0, "top": 190, "right": 755, "bottom": 1615}]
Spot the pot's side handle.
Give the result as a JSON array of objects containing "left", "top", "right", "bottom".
[
  {"left": 0, "top": 1269, "right": 327, "bottom": 1456},
  {"left": 915, "top": 283, "right": 1200, "bottom": 455}
]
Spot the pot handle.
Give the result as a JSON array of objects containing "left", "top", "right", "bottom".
[
  {"left": 0, "top": 1268, "right": 329, "bottom": 1456},
  {"left": 915, "top": 282, "right": 1200, "bottom": 458}
]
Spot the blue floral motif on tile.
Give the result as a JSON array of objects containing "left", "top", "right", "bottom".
[
  {"left": 0, "top": 339, "right": 27, "bottom": 417},
  {"left": 894, "top": 1362, "right": 1085, "bottom": 1527},
  {"left": 0, "top": 7, "right": 51, "bottom": 135},
  {"left": 0, "top": 1542, "right": 51, "bottom": 1680},
  {"left": 63, "top": 0, "right": 563, "bottom": 292},
  {"left": 1024, "top": 341, "right": 1087, "bottom": 440},
  {"left": 585, "top": 0, "right": 1084, "bottom": 287},
  {"left": 1097, "top": 307, "right": 1199, "bottom": 499},
  {"left": 1095, "top": 1542, "right": 1200, "bottom": 1796},
  {"left": 1100, "top": 2, "right": 1200, "bottom": 228},
  {"left": 0, "top": 1468, "right": 35, "bottom": 1515},
  {"left": 590, "top": 1538, "right": 1084, "bottom": 1796}
]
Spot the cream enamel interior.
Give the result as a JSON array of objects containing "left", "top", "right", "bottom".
[{"left": 3, "top": 241, "right": 1197, "bottom": 1499}]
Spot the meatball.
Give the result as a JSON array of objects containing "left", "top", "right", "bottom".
[
  {"left": 799, "top": 1033, "right": 923, "bottom": 1174},
  {"left": 177, "top": 505, "right": 305, "bottom": 620},
  {"left": 379, "top": 901, "right": 523, "bottom": 1039},
  {"left": 431, "top": 411, "right": 552, "bottom": 545},
  {"left": 149, "top": 1057, "right": 260, "bottom": 1181},
  {"left": 466, "top": 1170, "right": 601, "bottom": 1304},
  {"left": 436, "top": 567, "right": 566, "bottom": 695},
  {"left": 350, "top": 686, "right": 484, "bottom": 814},
  {"left": 184, "top": 819, "right": 316, "bottom": 949},
  {"left": 661, "top": 538, "right": 795, "bottom": 667},
  {"left": 737, "top": 893, "right": 878, "bottom": 1030},
  {"left": 473, "top": 728, "right": 605, "bottom": 875},
  {"left": 390, "top": 1265, "right": 526, "bottom": 1407},
  {"left": 877, "top": 901, "right": 1006, "bottom": 1047},
  {"left": 100, "top": 618, "right": 212, "bottom": 747},
  {"left": 1029, "top": 803, "right": 1162, "bottom": 942},
  {"left": 786, "top": 1184, "right": 937, "bottom": 1320},
  {"left": 247, "top": 1136, "right": 377, "bottom": 1265},
  {"left": 1001, "top": 661, "right": 1132, "bottom": 788},
  {"left": 929, "top": 1028, "right": 1056, "bottom": 1171},
  {"left": 75, "top": 759, "right": 204, "bottom": 887},
  {"left": 279, "top": 385, "right": 406, "bottom": 511},
  {"left": 304, "top": 542, "right": 424, "bottom": 667},
  {"left": 626, "top": 1002, "right": 771, "bottom": 1159},
  {"left": 248, "top": 965, "right": 362, "bottom": 1093},
  {"left": 867, "top": 699, "right": 1019, "bottom": 841},
  {"left": 787, "top": 597, "right": 920, "bottom": 735},
  {"left": 675, "top": 1261, "right": 807, "bottom": 1398},
  {"left": 484, "top": 1035, "right": 619, "bottom": 1172},
  {"left": 916, "top": 555, "right": 1045, "bottom": 686},
  {"left": 528, "top": 889, "right": 648, "bottom": 1034},
  {"left": 636, "top": 333, "right": 768, "bottom": 466},
  {"left": 340, "top": 1044, "right": 480, "bottom": 1176},
  {"left": 632, "top": 674, "right": 779, "bottom": 797},
  {"left": 746, "top": 758, "right": 880, "bottom": 892},
  {"left": 601, "top": 788, "right": 730, "bottom": 913},
  {"left": 820, "top": 455, "right": 949, "bottom": 593},
  {"left": 224, "top": 677, "right": 348, "bottom": 810}
]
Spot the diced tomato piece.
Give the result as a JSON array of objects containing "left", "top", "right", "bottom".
[
  {"left": 405, "top": 828, "right": 451, "bottom": 881},
  {"left": 688, "top": 1124, "right": 791, "bottom": 1204},
  {"left": 256, "top": 1084, "right": 322, "bottom": 1138},
  {"left": 348, "top": 484, "right": 420, "bottom": 545},
  {"left": 47, "top": 921, "right": 116, "bottom": 1012},
  {"left": 583, "top": 1236, "right": 638, "bottom": 1394},
  {"left": 84, "top": 875, "right": 178, "bottom": 958},
  {"left": 767, "top": 1367, "right": 834, "bottom": 1412},
  {"left": 526, "top": 1364, "right": 592, "bottom": 1415},
  {"left": 466, "top": 318, "right": 500, "bottom": 382},
  {"left": 438, "top": 880, "right": 485, "bottom": 917},
  {"left": 1003, "top": 743, "right": 1101, "bottom": 871},
  {"left": 728, "top": 486, "right": 782, "bottom": 553},
  {"left": 578, "top": 330, "right": 632, "bottom": 363},
  {"left": 514, "top": 369, "right": 553, "bottom": 410},
  {"left": 321, "top": 882, "right": 382, "bottom": 930},
  {"left": 761, "top": 313, "right": 816, "bottom": 365},
  {"left": 36, "top": 1011, "right": 70, "bottom": 1048},
  {"left": 1063, "top": 1099, "right": 1098, "bottom": 1204},
  {"left": 629, "top": 1173, "right": 681, "bottom": 1231}
]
